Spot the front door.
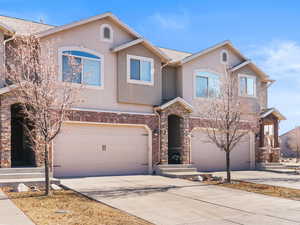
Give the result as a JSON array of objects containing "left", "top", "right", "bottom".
[{"left": 168, "top": 115, "right": 182, "bottom": 164}]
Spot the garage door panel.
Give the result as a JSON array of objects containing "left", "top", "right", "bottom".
[
  {"left": 53, "top": 123, "right": 148, "bottom": 177},
  {"left": 192, "top": 129, "right": 250, "bottom": 171}
]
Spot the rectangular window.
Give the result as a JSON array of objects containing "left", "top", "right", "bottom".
[
  {"left": 127, "top": 55, "right": 154, "bottom": 85},
  {"left": 239, "top": 75, "right": 256, "bottom": 97},
  {"left": 195, "top": 72, "right": 220, "bottom": 98},
  {"left": 62, "top": 50, "right": 102, "bottom": 87}
]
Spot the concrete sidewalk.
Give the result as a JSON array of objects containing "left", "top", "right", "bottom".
[
  {"left": 62, "top": 175, "right": 300, "bottom": 225},
  {"left": 212, "top": 170, "right": 300, "bottom": 189},
  {"left": 0, "top": 190, "right": 35, "bottom": 225}
]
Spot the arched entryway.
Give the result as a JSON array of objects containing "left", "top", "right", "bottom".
[
  {"left": 11, "top": 103, "right": 36, "bottom": 167},
  {"left": 168, "top": 115, "right": 182, "bottom": 164}
]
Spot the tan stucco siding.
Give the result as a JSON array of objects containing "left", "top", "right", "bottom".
[
  {"left": 41, "top": 18, "right": 153, "bottom": 113},
  {"left": 162, "top": 66, "right": 177, "bottom": 101},
  {"left": 117, "top": 43, "right": 162, "bottom": 105},
  {"left": 180, "top": 46, "right": 264, "bottom": 119}
]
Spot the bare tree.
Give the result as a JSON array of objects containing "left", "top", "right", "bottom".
[
  {"left": 287, "top": 127, "right": 300, "bottom": 163},
  {"left": 202, "top": 70, "right": 258, "bottom": 183},
  {"left": 5, "top": 35, "right": 80, "bottom": 195}
]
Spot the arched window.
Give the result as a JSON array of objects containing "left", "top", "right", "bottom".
[
  {"left": 103, "top": 27, "right": 110, "bottom": 39},
  {"left": 61, "top": 49, "right": 103, "bottom": 87},
  {"left": 220, "top": 50, "right": 229, "bottom": 64},
  {"left": 195, "top": 71, "right": 220, "bottom": 98},
  {"left": 101, "top": 24, "right": 113, "bottom": 42}
]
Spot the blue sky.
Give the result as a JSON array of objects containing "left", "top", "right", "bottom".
[{"left": 1, "top": 0, "right": 300, "bottom": 134}]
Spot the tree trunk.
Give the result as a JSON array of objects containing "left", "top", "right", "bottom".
[
  {"left": 44, "top": 142, "right": 51, "bottom": 196},
  {"left": 226, "top": 151, "right": 231, "bottom": 183}
]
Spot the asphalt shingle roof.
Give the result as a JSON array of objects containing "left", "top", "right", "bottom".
[{"left": 0, "top": 15, "right": 54, "bottom": 35}]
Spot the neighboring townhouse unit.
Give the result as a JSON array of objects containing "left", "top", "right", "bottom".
[
  {"left": 280, "top": 127, "right": 300, "bottom": 158},
  {"left": 0, "top": 13, "right": 286, "bottom": 177}
]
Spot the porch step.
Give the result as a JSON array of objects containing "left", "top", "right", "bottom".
[
  {"left": 156, "top": 164, "right": 194, "bottom": 169},
  {"left": 257, "top": 163, "right": 285, "bottom": 170},
  {"left": 0, "top": 172, "right": 44, "bottom": 179},
  {"left": 0, "top": 167, "right": 44, "bottom": 174},
  {"left": 155, "top": 164, "right": 201, "bottom": 179},
  {"left": 161, "top": 171, "right": 203, "bottom": 179},
  {"left": 158, "top": 167, "right": 198, "bottom": 173},
  {"left": 0, "top": 167, "right": 45, "bottom": 179}
]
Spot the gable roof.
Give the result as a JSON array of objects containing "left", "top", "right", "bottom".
[
  {"left": 260, "top": 108, "right": 286, "bottom": 120},
  {"left": 111, "top": 38, "right": 170, "bottom": 62},
  {"left": 175, "top": 40, "right": 247, "bottom": 65},
  {"left": 154, "top": 97, "right": 193, "bottom": 112},
  {"left": 0, "top": 21, "right": 15, "bottom": 35},
  {"left": 230, "top": 60, "right": 273, "bottom": 82},
  {"left": 280, "top": 126, "right": 300, "bottom": 137},
  {"left": 158, "top": 47, "right": 192, "bottom": 62},
  {"left": 0, "top": 15, "right": 54, "bottom": 35},
  {"left": 36, "top": 12, "right": 141, "bottom": 38}
]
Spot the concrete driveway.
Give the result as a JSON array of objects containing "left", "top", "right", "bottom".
[
  {"left": 212, "top": 170, "right": 300, "bottom": 189},
  {"left": 61, "top": 175, "right": 300, "bottom": 225}
]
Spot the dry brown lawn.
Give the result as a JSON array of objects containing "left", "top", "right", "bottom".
[
  {"left": 205, "top": 180, "right": 300, "bottom": 200},
  {"left": 2, "top": 187, "right": 152, "bottom": 225}
]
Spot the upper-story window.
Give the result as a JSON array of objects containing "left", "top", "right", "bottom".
[
  {"left": 220, "top": 50, "right": 229, "bottom": 64},
  {"left": 100, "top": 24, "right": 113, "bottom": 42},
  {"left": 61, "top": 49, "right": 103, "bottom": 88},
  {"left": 195, "top": 71, "right": 220, "bottom": 98},
  {"left": 127, "top": 55, "right": 154, "bottom": 85},
  {"left": 239, "top": 74, "right": 256, "bottom": 97}
]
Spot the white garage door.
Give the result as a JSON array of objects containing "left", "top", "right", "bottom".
[
  {"left": 191, "top": 129, "right": 251, "bottom": 171},
  {"left": 53, "top": 123, "right": 149, "bottom": 177}
]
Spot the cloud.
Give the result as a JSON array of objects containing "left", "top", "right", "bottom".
[
  {"left": 248, "top": 40, "right": 300, "bottom": 83},
  {"left": 149, "top": 11, "right": 190, "bottom": 30}
]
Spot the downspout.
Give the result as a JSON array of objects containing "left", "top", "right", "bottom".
[{"left": 2, "top": 33, "right": 16, "bottom": 84}]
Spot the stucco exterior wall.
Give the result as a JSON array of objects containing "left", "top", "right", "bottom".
[
  {"left": 41, "top": 18, "right": 153, "bottom": 113},
  {"left": 117, "top": 43, "right": 162, "bottom": 105},
  {"left": 179, "top": 46, "right": 265, "bottom": 121},
  {"left": 162, "top": 66, "right": 178, "bottom": 101}
]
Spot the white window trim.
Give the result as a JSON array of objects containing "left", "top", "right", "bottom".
[
  {"left": 58, "top": 46, "right": 104, "bottom": 89},
  {"left": 193, "top": 69, "right": 221, "bottom": 99},
  {"left": 238, "top": 73, "right": 257, "bottom": 98},
  {"left": 100, "top": 24, "right": 113, "bottom": 43},
  {"left": 220, "top": 49, "right": 229, "bottom": 64},
  {"left": 127, "top": 54, "right": 154, "bottom": 86}
]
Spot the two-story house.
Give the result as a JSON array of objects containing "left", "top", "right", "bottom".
[{"left": 0, "top": 12, "right": 286, "bottom": 177}]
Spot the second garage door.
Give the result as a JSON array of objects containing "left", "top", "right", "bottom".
[
  {"left": 191, "top": 129, "right": 251, "bottom": 171},
  {"left": 53, "top": 123, "right": 149, "bottom": 177}
]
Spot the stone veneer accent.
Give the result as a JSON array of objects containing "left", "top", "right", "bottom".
[
  {"left": 0, "top": 93, "right": 44, "bottom": 168},
  {"left": 0, "top": 90, "right": 277, "bottom": 169},
  {"left": 255, "top": 146, "right": 280, "bottom": 163},
  {"left": 156, "top": 102, "right": 191, "bottom": 164}
]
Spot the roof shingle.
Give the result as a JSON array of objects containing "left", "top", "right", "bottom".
[{"left": 0, "top": 15, "right": 54, "bottom": 35}]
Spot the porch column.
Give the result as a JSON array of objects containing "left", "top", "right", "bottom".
[
  {"left": 0, "top": 97, "right": 11, "bottom": 168},
  {"left": 259, "top": 121, "right": 264, "bottom": 147},
  {"left": 160, "top": 111, "right": 168, "bottom": 164},
  {"left": 181, "top": 116, "right": 190, "bottom": 164},
  {"left": 274, "top": 119, "right": 279, "bottom": 148}
]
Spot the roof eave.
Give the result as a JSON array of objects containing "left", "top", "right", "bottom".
[
  {"left": 112, "top": 38, "right": 171, "bottom": 62},
  {"left": 178, "top": 40, "right": 246, "bottom": 65},
  {"left": 35, "top": 12, "right": 142, "bottom": 39},
  {"left": 0, "top": 22, "right": 15, "bottom": 35},
  {"left": 154, "top": 97, "right": 193, "bottom": 112}
]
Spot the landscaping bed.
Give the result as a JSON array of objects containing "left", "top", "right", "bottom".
[
  {"left": 2, "top": 186, "right": 152, "bottom": 225},
  {"left": 205, "top": 180, "right": 300, "bottom": 201}
]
